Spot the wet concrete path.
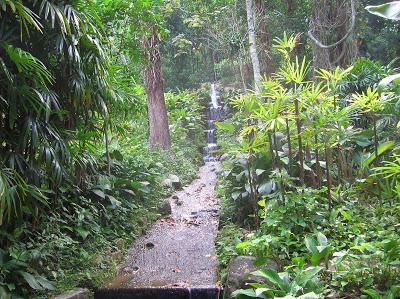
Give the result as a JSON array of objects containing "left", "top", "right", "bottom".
[{"left": 105, "top": 162, "right": 220, "bottom": 289}]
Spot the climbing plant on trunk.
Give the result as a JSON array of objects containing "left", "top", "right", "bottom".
[{"left": 309, "top": 0, "right": 358, "bottom": 70}]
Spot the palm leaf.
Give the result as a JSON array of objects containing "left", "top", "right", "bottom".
[{"left": 2, "top": 43, "right": 54, "bottom": 86}]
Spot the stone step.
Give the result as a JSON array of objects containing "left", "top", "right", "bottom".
[{"left": 94, "top": 286, "right": 223, "bottom": 299}]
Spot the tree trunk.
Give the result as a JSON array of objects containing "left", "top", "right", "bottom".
[
  {"left": 255, "top": 0, "right": 274, "bottom": 75},
  {"left": 246, "top": 0, "right": 262, "bottom": 92},
  {"left": 287, "top": 0, "right": 295, "bottom": 15},
  {"left": 142, "top": 26, "right": 171, "bottom": 149},
  {"left": 309, "top": 0, "right": 358, "bottom": 71}
]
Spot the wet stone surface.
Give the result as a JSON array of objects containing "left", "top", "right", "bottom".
[{"left": 106, "top": 162, "right": 220, "bottom": 289}]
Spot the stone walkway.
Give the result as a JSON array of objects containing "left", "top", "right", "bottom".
[{"left": 104, "top": 162, "right": 220, "bottom": 289}]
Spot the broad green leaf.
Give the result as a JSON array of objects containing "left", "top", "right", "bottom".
[
  {"left": 256, "top": 169, "right": 266, "bottom": 176},
  {"left": 107, "top": 195, "right": 121, "bottom": 208},
  {"left": 305, "top": 236, "right": 318, "bottom": 253},
  {"left": 362, "top": 288, "right": 382, "bottom": 299},
  {"left": 258, "top": 199, "right": 266, "bottom": 207},
  {"left": 339, "top": 210, "right": 352, "bottom": 221},
  {"left": 36, "top": 276, "right": 56, "bottom": 290},
  {"left": 379, "top": 73, "right": 400, "bottom": 86},
  {"left": 255, "top": 288, "right": 274, "bottom": 297},
  {"left": 258, "top": 181, "right": 274, "bottom": 195},
  {"left": 362, "top": 141, "right": 395, "bottom": 167},
  {"left": 91, "top": 189, "right": 106, "bottom": 199},
  {"left": 131, "top": 181, "right": 142, "bottom": 190},
  {"left": 75, "top": 227, "right": 90, "bottom": 240},
  {"left": 298, "top": 292, "right": 319, "bottom": 299},
  {"left": 310, "top": 252, "right": 323, "bottom": 266},
  {"left": 231, "top": 191, "right": 241, "bottom": 200},
  {"left": 232, "top": 289, "right": 258, "bottom": 298},
  {"left": 236, "top": 241, "right": 251, "bottom": 249},
  {"left": 251, "top": 269, "right": 290, "bottom": 292},
  {"left": 366, "top": 2, "right": 400, "bottom": 20},
  {"left": 352, "top": 243, "right": 371, "bottom": 252},
  {"left": 216, "top": 121, "right": 235, "bottom": 132},
  {"left": 292, "top": 257, "right": 306, "bottom": 268},
  {"left": 19, "top": 271, "right": 42, "bottom": 290},
  {"left": 295, "top": 266, "right": 323, "bottom": 287},
  {"left": 316, "top": 232, "right": 328, "bottom": 246}
]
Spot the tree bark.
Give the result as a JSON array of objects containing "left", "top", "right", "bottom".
[
  {"left": 255, "top": 0, "right": 274, "bottom": 75},
  {"left": 246, "top": 0, "right": 262, "bottom": 92},
  {"left": 287, "top": 0, "right": 295, "bottom": 16},
  {"left": 309, "top": 0, "right": 358, "bottom": 71},
  {"left": 142, "top": 26, "right": 171, "bottom": 149}
]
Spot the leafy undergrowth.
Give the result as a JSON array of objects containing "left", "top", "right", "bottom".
[
  {"left": 216, "top": 223, "right": 245, "bottom": 283},
  {"left": 1, "top": 90, "right": 205, "bottom": 298},
  {"left": 9, "top": 144, "right": 203, "bottom": 299},
  {"left": 232, "top": 186, "right": 400, "bottom": 298},
  {"left": 217, "top": 155, "right": 400, "bottom": 298},
  {"left": 215, "top": 35, "right": 400, "bottom": 299}
]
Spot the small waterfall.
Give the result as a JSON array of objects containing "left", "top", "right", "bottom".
[
  {"left": 204, "top": 83, "right": 223, "bottom": 162},
  {"left": 210, "top": 83, "right": 219, "bottom": 109}
]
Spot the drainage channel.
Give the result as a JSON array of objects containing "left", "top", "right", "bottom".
[{"left": 94, "top": 286, "right": 224, "bottom": 299}]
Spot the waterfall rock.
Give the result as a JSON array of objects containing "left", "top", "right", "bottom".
[
  {"left": 225, "top": 256, "right": 279, "bottom": 298},
  {"left": 158, "top": 199, "right": 172, "bottom": 216},
  {"left": 169, "top": 174, "right": 182, "bottom": 190},
  {"left": 162, "top": 178, "right": 173, "bottom": 188},
  {"left": 163, "top": 175, "right": 181, "bottom": 190},
  {"left": 220, "top": 153, "right": 230, "bottom": 162}
]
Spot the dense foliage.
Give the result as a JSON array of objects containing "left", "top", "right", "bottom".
[
  {"left": 216, "top": 32, "right": 400, "bottom": 298},
  {"left": 2, "top": 0, "right": 400, "bottom": 298},
  {"left": 0, "top": 0, "right": 206, "bottom": 297}
]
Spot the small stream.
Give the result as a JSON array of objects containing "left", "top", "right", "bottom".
[{"left": 203, "top": 83, "right": 224, "bottom": 162}]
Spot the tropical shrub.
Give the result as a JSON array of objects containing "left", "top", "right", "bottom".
[{"left": 217, "top": 33, "right": 400, "bottom": 298}]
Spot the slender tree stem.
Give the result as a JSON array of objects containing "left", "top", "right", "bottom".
[
  {"left": 286, "top": 118, "right": 292, "bottom": 176},
  {"left": 104, "top": 119, "right": 111, "bottom": 176},
  {"left": 268, "top": 132, "right": 276, "bottom": 169},
  {"left": 325, "top": 147, "right": 332, "bottom": 210},
  {"left": 273, "top": 129, "right": 285, "bottom": 202},
  {"left": 314, "top": 130, "right": 321, "bottom": 188},
  {"left": 337, "top": 146, "right": 342, "bottom": 199},
  {"left": 247, "top": 151, "right": 259, "bottom": 227},
  {"left": 373, "top": 116, "right": 378, "bottom": 166},
  {"left": 294, "top": 99, "right": 304, "bottom": 185}
]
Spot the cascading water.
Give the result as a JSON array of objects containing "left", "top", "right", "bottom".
[
  {"left": 203, "top": 83, "right": 223, "bottom": 162},
  {"left": 210, "top": 83, "right": 219, "bottom": 109}
]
